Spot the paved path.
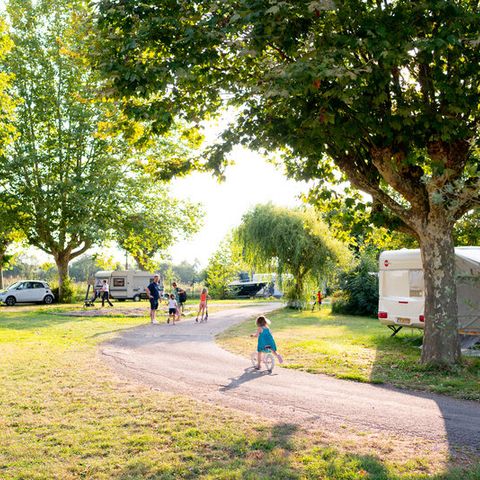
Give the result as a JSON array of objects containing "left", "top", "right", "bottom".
[{"left": 101, "top": 303, "right": 480, "bottom": 451}]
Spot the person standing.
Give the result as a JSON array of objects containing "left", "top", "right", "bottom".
[
  {"left": 167, "top": 293, "right": 178, "bottom": 325},
  {"left": 195, "top": 287, "right": 209, "bottom": 323},
  {"left": 101, "top": 279, "right": 114, "bottom": 307},
  {"left": 146, "top": 274, "right": 161, "bottom": 324}
]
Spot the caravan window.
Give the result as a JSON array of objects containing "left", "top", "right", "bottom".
[
  {"left": 113, "top": 278, "right": 125, "bottom": 287},
  {"left": 383, "top": 270, "right": 409, "bottom": 297},
  {"left": 382, "top": 270, "right": 424, "bottom": 297},
  {"left": 409, "top": 270, "right": 424, "bottom": 297}
]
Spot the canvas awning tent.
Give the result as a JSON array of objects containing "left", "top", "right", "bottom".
[{"left": 454, "top": 248, "right": 480, "bottom": 335}]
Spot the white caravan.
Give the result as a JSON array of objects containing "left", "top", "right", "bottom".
[
  {"left": 378, "top": 247, "right": 480, "bottom": 336},
  {"left": 94, "top": 270, "right": 158, "bottom": 301}
]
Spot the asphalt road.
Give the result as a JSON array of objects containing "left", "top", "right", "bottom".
[{"left": 101, "top": 303, "right": 480, "bottom": 452}]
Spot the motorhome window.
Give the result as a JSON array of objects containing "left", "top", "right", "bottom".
[
  {"left": 383, "top": 270, "right": 409, "bottom": 297},
  {"left": 409, "top": 270, "right": 424, "bottom": 297},
  {"left": 113, "top": 278, "right": 125, "bottom": 287}
]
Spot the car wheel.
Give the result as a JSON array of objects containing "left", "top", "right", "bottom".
[
  {"left": 43, "top": 295, "right": 54, "bottom": 305},
  {"left": 133, "top": 294, "right": 141, "bottom": 302},
  {"left": 5, "top": 296, "right": 16, "bottom": 306}
]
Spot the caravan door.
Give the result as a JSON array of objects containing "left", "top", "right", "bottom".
[{"left": 110, "top": 273, "right": 128, "bottom": 300}]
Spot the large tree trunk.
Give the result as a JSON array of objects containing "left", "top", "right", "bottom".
[
  {"left": 419, "top": 223, "right": 460, "bottom": 366},
  {"left": 54, "top": 252, "right": 71, "bottom": 303}
]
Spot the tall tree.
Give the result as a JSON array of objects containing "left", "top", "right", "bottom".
[
  {"left": 236, "top": 204, "right": 350, "bottom": 307},
  {"left": 94, "top": 1, "right": 480, "bottom": 365},
  {"left": 1, "top": 0, "right": 134, "bottom": 300},
  {"left": 114, "top": 181, "right": 202, "bottom": 271}
]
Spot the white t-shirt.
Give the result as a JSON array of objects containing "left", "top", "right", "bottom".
[
  {"left": 168, "top": 298, "right": 177, "bottom": 309},
  {"left": 101, "top": 283, "right": 109, "bottom": 293}
]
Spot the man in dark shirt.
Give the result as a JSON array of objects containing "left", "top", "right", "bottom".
[{"left": 146, "top": 274, "right": 161, "bottom": 324}]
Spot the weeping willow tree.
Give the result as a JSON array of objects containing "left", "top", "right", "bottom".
[{"left": 235, "top": 204, "right": 351, "bottom": 308}]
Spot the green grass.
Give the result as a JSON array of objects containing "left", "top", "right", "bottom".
[
  {"left": 1, "top": 305, "right": 479, "bottom": 479},
  {"left": 217, "top": 307, "right": 480, "bottom": 401}
]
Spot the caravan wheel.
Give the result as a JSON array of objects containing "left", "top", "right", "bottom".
[{"left": 133, "top": 294, "right": 141, "bottom": 302}]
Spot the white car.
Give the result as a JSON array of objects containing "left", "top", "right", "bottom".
[{"left": 0, "top": 280, "right": 55, "bottom": 306}]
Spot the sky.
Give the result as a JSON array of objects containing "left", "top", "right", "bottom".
[{"left": 167, "top": 146, "right": 311, "bottom": 267}]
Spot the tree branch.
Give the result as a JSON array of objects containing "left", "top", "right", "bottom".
[
  {"left": 334, "top": 154, "right": 419, "bottom": 235},
  {"left": 70, "top": 241, "right": 92, "bottom": 260},
  {"left": 370, "top": 147, "right": 428, "bottom": 210},
  {"left": 449, "top": 177, "right": 480, "bottom": 220}
]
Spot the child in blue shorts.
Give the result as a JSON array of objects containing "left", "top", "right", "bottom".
[{"left": 250, "top": 315, "right": 283, "bottom": 370}]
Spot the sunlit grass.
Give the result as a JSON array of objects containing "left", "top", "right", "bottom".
[
  {"left": 1, "top": 306, "right": 479, "bottom": 479},
  {"left": 217, "top": 307, "right": 480, "bottom": 400}
]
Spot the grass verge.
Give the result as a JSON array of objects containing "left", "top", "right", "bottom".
[
  {"left": 1, "top": 306, "right": 478, "bottom": 479},
  {"left": 217, "top": 307, "right": 480, "bottom": 401}
]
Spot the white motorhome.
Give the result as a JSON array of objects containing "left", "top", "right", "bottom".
[
  {"left": 94, "top": 270, "right": 159, "bottom": 301},
  {"left": 378, "top": 248, "right": 480, "bottom": 336}
]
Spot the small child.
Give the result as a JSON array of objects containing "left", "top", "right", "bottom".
[
  {"left": 195, "top": 287, "right": 209, "bottom": 323},
  {"left": 250, "top": 315, "right": 283, "bottom": 370},
  {"left": 311, "top": 290, "right": 322, "bottom": 312},
  {"left": 167, "top": 293, "right": 178, "bottom": 325}
]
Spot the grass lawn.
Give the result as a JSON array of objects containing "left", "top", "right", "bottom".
[
  {"left": 0, "top": 304, "right": 478, "bottom": 479},
  {"left": 217, "top": 307, "right": 480, "bottom": 401}
]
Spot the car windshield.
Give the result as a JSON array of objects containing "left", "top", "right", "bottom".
[{"left": 6, "top": 281, "right": 21, "bottom": 290}]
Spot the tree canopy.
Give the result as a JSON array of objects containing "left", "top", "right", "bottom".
[
  {"left": 93, "top": 0, "right": 480, "bottom": 365},
  {"left": 114, "top": 181, "right": 202, "bottom": 271},
  {"left": 0, "top": 17, "right": 15, "bottom": 154},
  {"left": 236, "top": 204, "right": 350, "bottom": 307}
]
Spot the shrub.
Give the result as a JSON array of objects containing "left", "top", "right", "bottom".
[
  {"left": 331, "top": 291, "right": 349, "bottom": 314},
  {"left": 331, "top": 254, "right": 378, "bottom": 317}
]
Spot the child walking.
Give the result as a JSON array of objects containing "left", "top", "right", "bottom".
[
  {"left": 311, "top": 290, "right": 322, "bottom": 311},
  {"left": 195, "top": 287, "right": 209, "bottom": 323},
  {"left": 167, "top": 293, "right": 178, "bottom": 325},
  {"left": 250, "top": 315, "right": 283, "bottom": 370}
]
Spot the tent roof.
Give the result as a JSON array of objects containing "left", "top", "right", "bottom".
[{"left": 379, "top": 247, "right": 480, "bottom": 274}]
